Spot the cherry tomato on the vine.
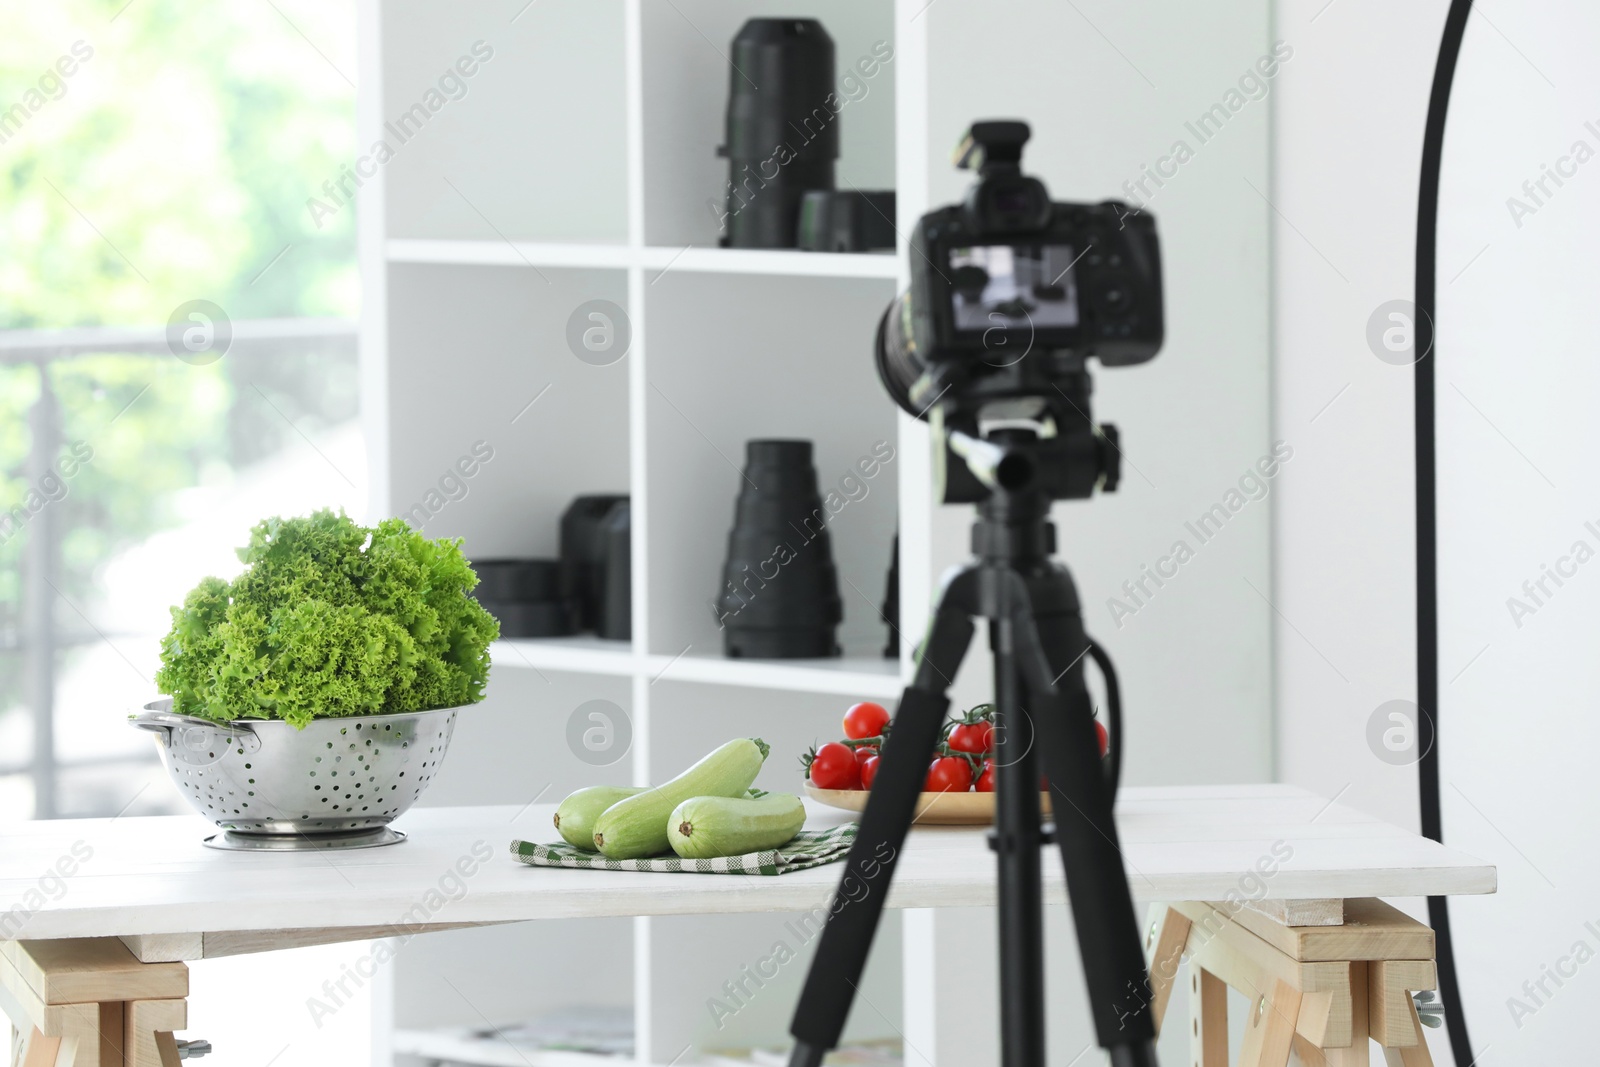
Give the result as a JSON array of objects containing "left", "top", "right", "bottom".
[
  {"left": 860, "top": 754, "right": 880, "bottom": 789},
  {"left": 925, "top": 756, "right": 973, "bottom": 793},
  {"left": 1095, "top": 720, "right": 1109, "bottom": 758},
  {"left": 975, "top": 760, "right": 995, "bottom": 792},
  {"left": 948, "top": 721, "right": 994, "bottom": 754},
  {"left": 809, "top": 742, "right": 860, "bottom": 790},
  {"left": 854, "top": 745, "right": 878, "bottom": 772},
  {"left": 843, "top": 701, "right": 890, "bottom": 740}
]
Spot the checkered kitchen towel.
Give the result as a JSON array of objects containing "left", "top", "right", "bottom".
[{"left": 510, "top": 823, "right": 857, "bottom": 876}]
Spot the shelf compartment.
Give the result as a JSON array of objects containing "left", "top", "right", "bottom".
[
  {"left": 642, "top": 911, "right": 902, "bottom": 1064},
  {"left": 387, "top": 263, "right": 630, "bottom": 559},
  {"left": 381, "top": 0, "right": 628, "bottom": 243},
  {"left": 387, "top": 239, "right": 900, "bottom": 279},
  {"left": 638, "top": 0, "right": 897, "bottom": 248},
  {"left": 388, "top": 922, "right": 634, "bottom": 1049},
  {"left": 425, "top": 670, "right": 634, "bottom": 807},
  {"left": 643, "top": 270, "right": 899, "bottom": 661}
]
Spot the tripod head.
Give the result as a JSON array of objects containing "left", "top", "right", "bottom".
[
  {"left": 872, "top": 120, "right": 1162, "bottom": 507},
  {"left": 937, "top": 381, "right": 1122, "bottom": 508}
]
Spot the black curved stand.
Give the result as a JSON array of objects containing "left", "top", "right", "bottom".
[{"left": 1415, "top": 3, "right": 1477, "bottom": 1065}]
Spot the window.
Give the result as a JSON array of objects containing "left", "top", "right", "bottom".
[{"left": 1, "top": 1, "right": 359, "bottom": 819}]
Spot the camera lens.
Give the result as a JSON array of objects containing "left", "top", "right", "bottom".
[
  {"left": 716, "top": 439, "right": 842, "bottom": 659},
  {"left": 873, "top": 292, "right": 926, "bottom": 420},
  {"left": 721, "top": 19, "right": 837, "bottom": 248}
]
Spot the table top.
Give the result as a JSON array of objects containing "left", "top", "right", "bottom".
[{"left": 0, "top": 784, "right": 1494, "bottom": 942}]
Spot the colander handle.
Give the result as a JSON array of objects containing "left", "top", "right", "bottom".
[{"left": 131, "top": 710, "right": 257, "bottom": 739}]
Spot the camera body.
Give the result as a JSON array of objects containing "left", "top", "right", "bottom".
[
  {"left": 878, "top": 121, "right": 1163, "bottom": 424},
  {"left": 874, "top": 121, "right": 1165, "bottom": 505},
  {"left": 908, "top": 199, "right": 1162, "bottom": 370}
]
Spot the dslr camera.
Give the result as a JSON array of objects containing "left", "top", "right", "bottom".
[{"left": 875, "top": 121, "right": 1164, "bottom": 503}]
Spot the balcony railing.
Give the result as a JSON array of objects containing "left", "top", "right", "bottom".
[{"left": 1, "top": 317, "right": 358, "bottom": 818}]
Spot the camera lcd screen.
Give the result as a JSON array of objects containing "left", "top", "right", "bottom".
[{"left": 947, "top": 244, "right": 1081, "bottom": 333}]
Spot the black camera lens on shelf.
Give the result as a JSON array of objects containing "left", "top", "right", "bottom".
[
  {"left": 596, "top": 501, "right": 631, "bottom": 641},
  {"left": 471, "top": 558, "right": 571, "bottom": 603},
  {"left": 561, "top": 495, "right": 629, "bottom": 632},
  {"left": 715, "top": 439, "right": 842, "bottom": 659},
  {"left": 469, "top": 559, "right": 579, "bottom": 638},
  {"left": 718, "top": 18, "right": 837, "bottom": 249},
  {"left": 472, "top": 496, "right": 632, "bottom": 642},
  {"left": 798, "top": 190, "right": 898, "bottom": 253},
  {"left": 880, "top": 532, "right": 899, "bottom": 659},
  {"left": 474, "top": 598, "right": 578, "bottom": 639}
]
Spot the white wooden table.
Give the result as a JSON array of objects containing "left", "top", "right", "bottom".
[{"left": 0, "top": 785, "right": 1494, "bottom": 1067}]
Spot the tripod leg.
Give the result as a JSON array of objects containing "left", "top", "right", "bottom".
[
  {"left": 787, "top": 598, "right": 975, "bottom": 1067},
  {"left": 990, "top": 612, "right": 1048, "bottom": 1067},
  {"left": 1024, "top": 607, "right": 1160, "bottom": 1067}
]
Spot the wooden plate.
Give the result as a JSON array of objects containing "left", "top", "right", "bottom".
[{"left": 804, "top": 781, "right": 1052, "bottom": 825}]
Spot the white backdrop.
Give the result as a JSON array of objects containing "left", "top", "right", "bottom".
[
  {"left": 1275, "top": 0, "right": 1600, "bottom": 1062},
  {"left": 1436, "top": 4, "right": 1600, "bottom": 1062}
]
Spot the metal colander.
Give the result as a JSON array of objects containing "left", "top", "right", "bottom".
[{"left": 132, "top": 697, "right": 459, "bottom": 851}]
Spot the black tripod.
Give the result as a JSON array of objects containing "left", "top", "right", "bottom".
[{"left": 786, "top": 436, "right": 1160, "bottom": 1067}]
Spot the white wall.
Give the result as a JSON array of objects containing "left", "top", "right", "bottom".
[
  {"left": 1271, "top": 0, "right": 1447, "bottom": 1058},
  {"left": 1275, "top": 1, "right": 1600, "bottom": 1063},
  {"left": 1272, "top": 0, "right": 1441, "bottom": 824}
]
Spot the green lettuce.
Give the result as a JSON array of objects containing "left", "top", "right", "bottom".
[{"left": 155, "top": 510, "right": 499, "bottom": 727}]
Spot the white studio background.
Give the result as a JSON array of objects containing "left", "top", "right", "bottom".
[
  {"left": 1434, "top": 4, "right": 1600, "bottom": 1062},
  {"left": 1275, "top": 0, "right": 1600, "bottom": 1063}
]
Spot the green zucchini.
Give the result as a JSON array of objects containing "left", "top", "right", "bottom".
[
  {"left": 592, "top": 738, "right": 769, "bottom": 858},
  {"left": 668, "top": 792, "right": 805, "bottom": 859},
  {"left": 554, "top": 785, "right": 645, "bottom": 850}
]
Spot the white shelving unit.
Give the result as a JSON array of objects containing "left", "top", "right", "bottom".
[
  {"left": 361, "top": 2, "right": 907, "bottom": 1064},
  {"left": 358, "top": 1, "right": 1277, "bottom": 1065}
]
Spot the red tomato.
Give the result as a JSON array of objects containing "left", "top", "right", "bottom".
[
  {"left": 947, "top": 721, "right": 994, "bottom": 754},
  {"left": 854, "top": 745, "right": 878, "bottom": 772},
  {"left": 843, "top": 701, "right": 890, "bottom": 740},
  {"left": 860, "top": 754, "right": 880, "bottom": 789},
  {"left": 1096, "top": 720, "right": 1109, "bottom": 758},
  {"left": 809, "top": 742, "right": 860, "bottom": 790},
  {"left": 975, "top": 760, "right": 995, "bottom": 792},
  {"left": 925, "top": 756, "right": 973, "bottom": 793}
]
